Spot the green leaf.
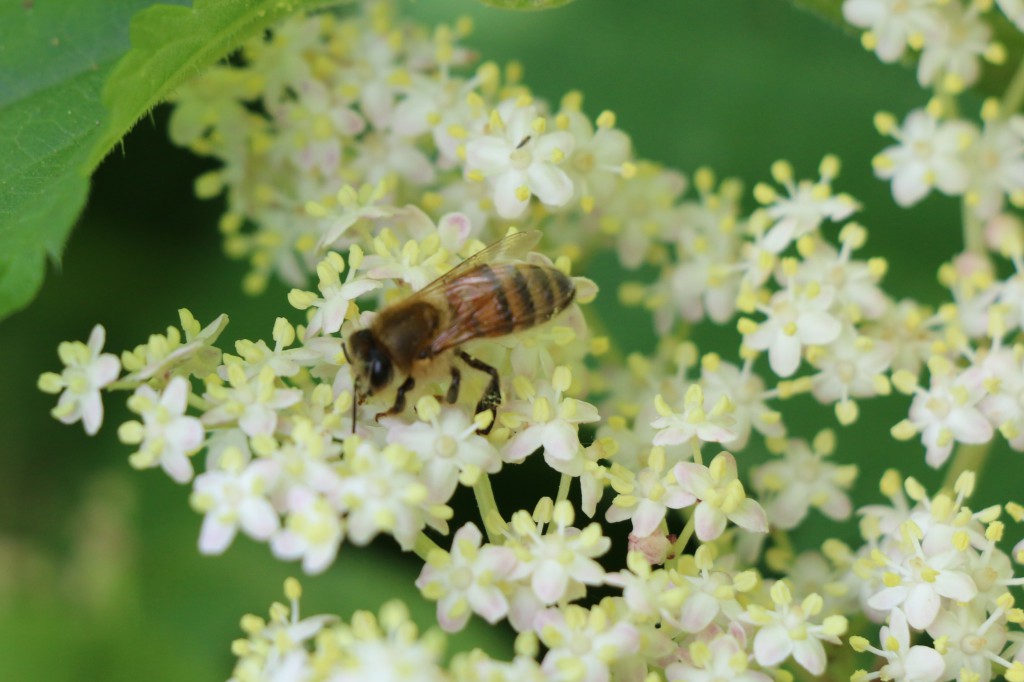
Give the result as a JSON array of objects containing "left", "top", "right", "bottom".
[
  {"left": 87, "top": 0, "right": 349, "bottom": 171},
  {"left": 0, "top": 0, "right": 343, "bottom": 323},
  {"left": 0, "top": 0, "right": 176, "bottom": 321},
  {"left": 475, "top": 0, "right": 575, "bottom": 9}
]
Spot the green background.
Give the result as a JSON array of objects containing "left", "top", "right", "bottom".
[{"left": 0, "top": 0, "right": 1001, "bottom": 679}]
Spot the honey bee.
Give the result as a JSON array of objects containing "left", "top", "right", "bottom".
[{"left": 344, "top": 230, "right": 575, "bottom": 433}]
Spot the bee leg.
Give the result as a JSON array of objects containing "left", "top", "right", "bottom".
[
  {"left": 446, "top": 366, "right": 461, "bottom": 404},
  {"left": 378, "top": 376, "right": 416, "bottom": 420},
  {"left": 457, "top": 351, "right": 501, "bottom": 434}
]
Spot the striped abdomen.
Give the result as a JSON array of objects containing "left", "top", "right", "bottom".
[{"left": 438, "top": 262, "right": 575, "bottom": 346}]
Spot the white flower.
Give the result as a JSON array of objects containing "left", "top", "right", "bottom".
[
  {"left": 650, "top": 384, "right": 737, "bottom": 449},
  {"left": 898, "top": 363, "right": 994, "bottom": 468},
  {"left": 270, "top": 488, "right": 344, "bottom": 574},
  {"left": 666, "top": 632, "right": 770, "bottom": 682},
  {"left": 598, "top": 162, "right": 686, "bottom": 269},
  {"left": 506, "top": 501, "right": 610, "bottom": 630},
  {"left": 752, "top": 435, "right": 856, "bottom": 530},
  {"left": 120, "top": 309, "right": 228, "bottom": 382},
  {"left": 674, "top": 451, "right": 768, "bottom": 541},
  {"left": 202, "top": 364, "right": 303, "bottom": 437},
  {"left": 842, "top": 0, "right": 940, "bottom": 62},
  {"left": 809, "top": 331, "right": 894, "bottom": 410},
  {"left": 385, "top": 400, "right": 502, "bottom": 504},
  {"left": 502, "top": 369, "right": 600, "bottom": 474},
  {"left": 745, "top": 582, "right": 847, "bottom": 675},
  {"left": 415, "top": 522, "right": 517, "bottom": 632},
  {"left": 873, "top": 109, "right": 975, "bottom": 207},
  {"left": 315, "top": 601, "right": 448, "bottom": 682},
  {"left": 754, "top": 157, "right": 859, "bottom": 254},
  {"left": 927, "top": 599, "right": 1008, "bottom": 682},
  {"left": 336, "top": 439, "right": 434, "bottom": 551},
  {"left": 673, "top": 547, "right": 748, "bottom": 632},
  {"left": 118, "top": 377, "right": 205, "bottom": 483},
  {"left": 966, "top": 114, "right": 1024, "bottom": 220},
  {"left": 38, "top": 324, "right": 121, "bottom": 435},
  {"left": 604, "top": 448, "right": 695, "bottom": 537},
  {"left": 536, "top": 604, "right": 640, "bottom": 682},
  {"left": 191, "top": 447, "right": 281, "bottom": 554},
  {"left": 851, "top": 609, "right": 945, "bottom": 682},
  {"left": 290, "top": 247, "right": 381, "bottom": 339},
  {"left": 741, "top": 280, "right": 842, "bottom": 378},
  {"left": 558, "top": 105, "right": 633, "bottom": 209},
  {"left": 866, "top": 535, "right": 977, "bottom": 629},
  {"left": 699, "top": 355, "right": 784, "bottom": 450},
  {"left": 464, "top": 98, "right": 575, "bottom": 218},
  {"left": 916, "top": 3, "right": 990, "bottom": 91}
]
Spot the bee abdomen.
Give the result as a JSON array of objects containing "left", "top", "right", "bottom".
[{"left": 509, "top": 263, "right": 575, "bottom": 330}]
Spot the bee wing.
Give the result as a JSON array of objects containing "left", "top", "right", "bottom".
[
  {"left": 427, "top": 264, "right": 522, "bottom": 355},
  {"left": 415, "top": 229, "right": 542, "bottom": 298}
]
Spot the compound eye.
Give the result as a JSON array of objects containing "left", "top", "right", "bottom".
[{"left": 369, "top": 356, "right": 392, "bottom": 390}]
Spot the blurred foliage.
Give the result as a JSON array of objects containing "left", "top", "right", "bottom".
[{"left": 0, "top": 0, "right": 1016, "bottom": 679}]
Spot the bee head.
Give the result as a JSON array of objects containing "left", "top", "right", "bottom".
[{"left": 345, "top": 329, "right": 393, "bottom": 399}]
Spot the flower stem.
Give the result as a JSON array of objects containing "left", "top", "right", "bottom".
[
  {"left": 554, "top": 473, "right": 571, "bottom": 505},
  {"left": 187, "top": 393, "right": 211, "bottom": 411},
  {"left": 473, "top": 474, "right": 502, "bottom": 544},
  {"left": 941, "top": 441, "right": 992, "bottom": 493},
  {"left": 672, "top": 515, "right": 695, "bottom": 556},
  {"left": 962, "top": 199, "right": 985, "bottom": 256},
  {"left": 1002, "top": 55, "right": 1024, "bottom": 116},
  {"left": 413, "top": 532, "right": 442, "bottom": 561}
]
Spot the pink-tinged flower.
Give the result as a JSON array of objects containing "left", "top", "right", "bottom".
[
  {"left": 674, "top": 452, "right": 768, "bottom": 542},
  {"left": 39, "top": 324, "right": 121, "bottom": 435},
  {"left": 191, "top": 450, "right": 281, "bottom": 554},
  {"left": 464, "top": 98, "right": 576, "bottom": 218},
  {"left": 415, "top": 522, "right": 517, "bottom": 632},
  {"left": 666, "top": 632, "right": 771, "bottom": 682},
  {"left": 742, "top": 281, "right": 843, "bottom": 378},
  {"left": 119, "top": 376, "right": 205, "bottom": 484},
  {"left": 536, "top": 604, "right": 640, "bottom": 682},
  {"left": 852, "top": 609, "right": 945, "bottom": 682},
  {"left": 873, "top": 109, "right": 975, "bottom": 207},
  {"left": 745, "top": 583, "right": 847, "bottom": 675}
]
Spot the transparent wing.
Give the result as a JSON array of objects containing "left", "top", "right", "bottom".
[
  {"left": 415, "top": 229, "right": 541, "bottom": 298},
  {"left": 427, "top": 263, "right": 525, "bottom": 354}
]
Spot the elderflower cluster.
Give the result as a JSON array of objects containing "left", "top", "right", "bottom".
[{"left": 38, "top": 0, "right": 1024, "bottom": 681}]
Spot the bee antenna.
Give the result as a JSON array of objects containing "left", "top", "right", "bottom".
[{"left": 341, "top": 341, "right": 352, "bottom": 365}]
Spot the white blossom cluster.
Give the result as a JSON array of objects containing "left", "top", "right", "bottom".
[{"left": 38, "top": 1, "right": 1024, "bottom": 681}]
